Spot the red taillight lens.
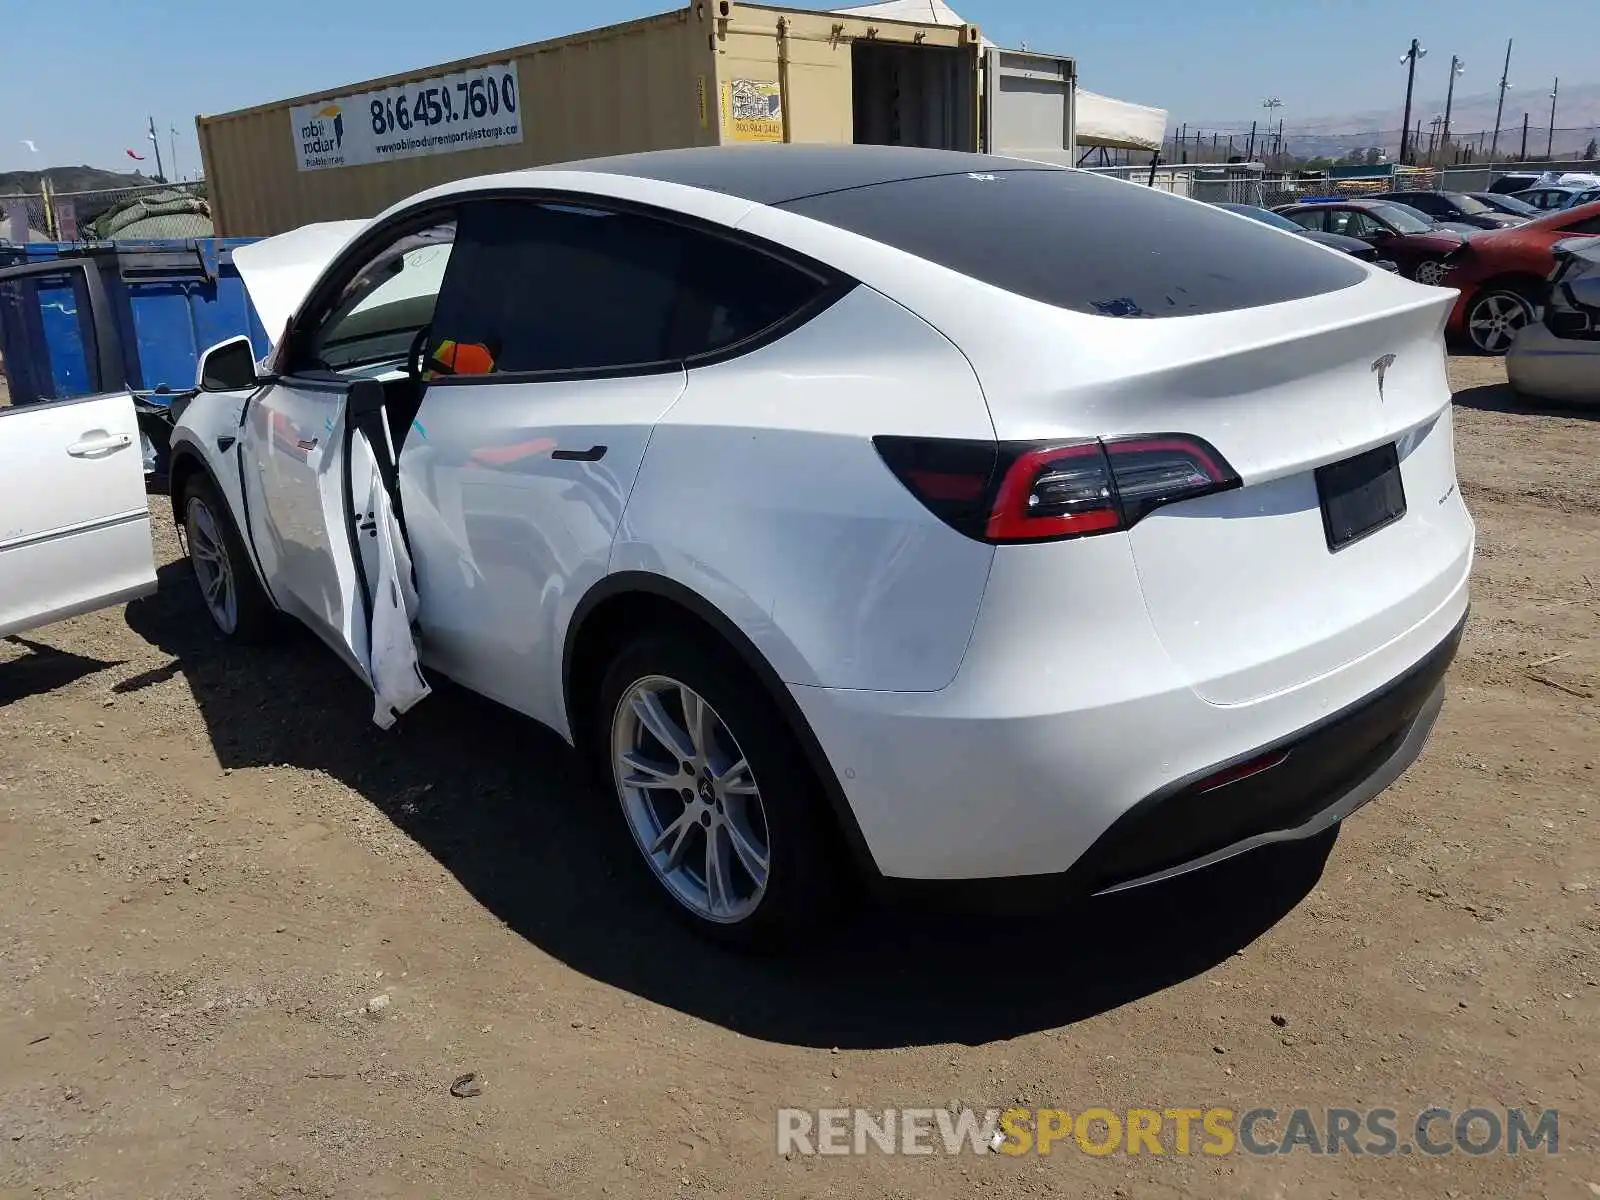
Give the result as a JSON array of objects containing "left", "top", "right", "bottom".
[
  {"left": 1102, "top": 435, "right": 1239, "bottom": 526},
  {"left": 986, "top": 441, "right": 1120, "bottom": 542},
  {"left": 873, "top": 433, "right": 1239, "bottom": 544}
]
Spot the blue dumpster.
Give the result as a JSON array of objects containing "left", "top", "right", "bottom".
[{"left": 0, "top": 238, "right": 267, "bottom": 408}]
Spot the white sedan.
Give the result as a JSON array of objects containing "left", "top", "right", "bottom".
[
  {"left": 0, "top": 257, "right": 156, "bottom": 638},
  {"left": 42, "top": 146, "right": 1477, "bottom": 946}
]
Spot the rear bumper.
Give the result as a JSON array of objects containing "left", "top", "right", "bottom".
[
  {"left": 1081, "top": 612, "right": 1458, "bottom": 896},
  {"left": 791, "top": 547, "right": 1470, "bottom": 885}
]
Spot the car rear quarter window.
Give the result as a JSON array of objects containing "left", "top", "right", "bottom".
[
  {"left": 428, "top": 199, "right": 833, "bottom": 377},
  {"left": 780, "top": 170, "right": 1364, "bottom": 317}
]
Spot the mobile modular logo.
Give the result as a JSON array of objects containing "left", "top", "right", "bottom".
[{"left": 299, "top": 104, "right": 345, "bottom": 167}]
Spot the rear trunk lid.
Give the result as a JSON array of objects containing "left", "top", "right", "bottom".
[{"left": 967, "top": 278, "right": 1472, "bottom": 706}]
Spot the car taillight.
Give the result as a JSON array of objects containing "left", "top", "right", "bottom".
[{"left": 873, "top": 433, "right": 1240, "bottom": 544}]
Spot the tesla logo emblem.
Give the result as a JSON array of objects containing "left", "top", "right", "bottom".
[{"left": 1371, "top": 353, "right": 1397, "bottom": 401}]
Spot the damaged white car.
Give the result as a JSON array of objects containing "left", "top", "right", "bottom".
[{"left": 141, "top": 147, "right": 1470, "bottom": 946}]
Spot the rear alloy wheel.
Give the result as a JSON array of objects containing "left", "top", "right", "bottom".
[
  {"left": 1466, "top": 287, "right": 1536, "bottom": 355},
  {"left": 597, "top": 633, "right": 843, "bottom": 946},
  {"left": 1413, "top": 259, "right": 1452, "bottom": 286},
  {"left": 612, "top": 675, "right": 772, "bottom": 924}
]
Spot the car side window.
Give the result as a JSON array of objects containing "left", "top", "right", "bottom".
[
  {"left": 424, "top": 198, "right": 830, "bottom": 378},
  {"left": 1324, "top": 210, "right": 1360, "bottom": 236},
  {"left": 1285, "top": 209, "right": 1325, "bottom": 232},
  {"left": 304, "top": 222, "right": 456, "bottom": 373},
  {"left": 1564, "top": 216, "right": 1600, "bottom": 235}
]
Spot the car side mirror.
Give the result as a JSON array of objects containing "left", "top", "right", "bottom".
[{"left": 197, "top": 335, "right": 259, "bottom": 392}]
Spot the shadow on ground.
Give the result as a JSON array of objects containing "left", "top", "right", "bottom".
[
  {"left": 125, "top": 560, "right": 1333, "bottom": 1049},
  {"left": 0, "top": 635, "right": 120, "bottom": 707},
  {"left": 1453, "top": 381, "right": 1599, "bottom": 419}
]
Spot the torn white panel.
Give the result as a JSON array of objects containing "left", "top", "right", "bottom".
[{"left": 356, "top": 431, "right": 431, "bottom": 729}]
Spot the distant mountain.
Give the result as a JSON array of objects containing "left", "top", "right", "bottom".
[
  {"left": 0, "top": 166, "right": 155, "bottom": 195},
  {"left": 1198, "top": 81, "right": 1600, "bottom": 160}
]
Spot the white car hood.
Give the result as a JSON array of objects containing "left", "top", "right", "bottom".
[{"left": 233, "top": 220, "right": 369, "bottom": 345}]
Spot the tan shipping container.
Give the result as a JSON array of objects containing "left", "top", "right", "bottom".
[{"left": 197, "top": 2, "right": 991, "bottom": 236}]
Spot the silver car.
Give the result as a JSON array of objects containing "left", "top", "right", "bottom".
[{"left": 1507, "top": 237, "right": 1600, "bottom": 406}]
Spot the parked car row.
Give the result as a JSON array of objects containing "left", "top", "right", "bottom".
[
  {"left": 1436, "top": 200, "right": 1600, "bottom": 354},
  {"left": 1271, "top": 199, "right": 1470, "bottom": 283},
  {"left": 1260, "top": 189, "right": 1600, "bottom": 356}
]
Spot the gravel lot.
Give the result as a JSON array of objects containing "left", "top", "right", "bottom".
[{"left": 1, "top": 357, "right": 1595, "bottom": 1199}]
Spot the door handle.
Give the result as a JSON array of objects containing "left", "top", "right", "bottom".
[
  {"left": 66, "top": 432, "right": 133, "bottom": 458},
  {"left": 551, "top": 445, "right": 607, "bottom": 462}
]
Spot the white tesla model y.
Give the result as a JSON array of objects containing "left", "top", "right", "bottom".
[{"left": 163, "top": 146, "right": 1474, "bottom": 945}]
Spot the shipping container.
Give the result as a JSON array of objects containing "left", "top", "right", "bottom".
[{"left": 197, "top": 3, "right": 1074, "bottom": 235}]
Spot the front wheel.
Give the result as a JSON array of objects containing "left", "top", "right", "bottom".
[
  {"left": 1465, "top": 286, "right": 1537, "bottom": 355},
  {"left": 596, "top": 633, "right": 844, "bottom": 947},
  {"left": 1413, "top": 259, "right": 1452, "bottom": 286},
  {"left": 183, "top": 475, "right": 274, "bottom": 641}
]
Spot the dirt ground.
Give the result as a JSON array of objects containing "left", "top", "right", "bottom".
[{"left": 1, "top": 357, "right": 1595, "bottom": 1199}]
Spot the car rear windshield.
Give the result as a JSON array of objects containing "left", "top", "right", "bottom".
[{"left": 778, "top": 169, "right": 1365, "bottom": 318}]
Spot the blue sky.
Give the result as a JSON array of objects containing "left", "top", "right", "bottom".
[{"left": 3, "top": 0, "right": 1596, "bottom": 174}]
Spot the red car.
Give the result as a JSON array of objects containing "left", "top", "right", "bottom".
[
  {"left": 1441, "top": 200, "right": 1600, "bottom": 354},
  {"left": 1273, "top": 200, "right": 1469, "bottom": 282}
]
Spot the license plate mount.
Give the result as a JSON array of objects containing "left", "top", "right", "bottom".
[{"left": 1315, "top": 443, "right": 1406, "bottom": 552}]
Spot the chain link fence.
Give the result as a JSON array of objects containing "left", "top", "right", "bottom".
[
  {"left": 0, "top": 181, "right": 211, "bottom": 243},
  {"left": 1081, "top": 158, "right": 1600, "bottom": 209},
  {"left": 1162, "top": 124, "right": 1599, "bottom": 167}
]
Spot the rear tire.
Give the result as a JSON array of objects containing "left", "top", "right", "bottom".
[
  {"left": 1465, "top": 284, "right": 1538, "bottom": 356},
  {"left": 182, "top": 475, "right": 274, "bottom": 642},
  {"left": 593, "top": 631, "right": 845, "bottom": 948}
]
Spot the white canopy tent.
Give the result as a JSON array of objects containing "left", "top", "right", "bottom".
[{"left": 831, "top": 1, "right": 1167, "bottom": 152}]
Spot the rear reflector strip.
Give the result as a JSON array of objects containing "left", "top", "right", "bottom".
[{"left": 1195, "top": 749, "right": 1291, "bottom": 794}]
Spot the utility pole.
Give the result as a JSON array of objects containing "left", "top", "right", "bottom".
[
  {"left": 1398, "top": 39, "right": 1425, "bottom": 164},
  {"left": 146, "top": 115, "right": 166, "bottom": 182},
  {"left": 1245, "top": 119, "right": 1257, "bottom": 161},
  {"left": 1519, "top": 112, "right": 1530, "bottom": 161},
  {"left": 1547, "top": 78, "right": 1559, "bottom": 159},
  {"left": 1488, "top": 39, "right": 1512, "bottom": 162},
  {"left": 1262, "top": 97, "right": 1283, "bottom": 164},
  {"left": 1441, "top": 56, "right": 1464, "bottom": 157},
  {"left": 169, "top": 125, "right": 181, "bottom": 182}
]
